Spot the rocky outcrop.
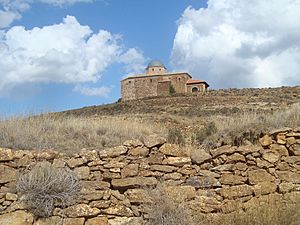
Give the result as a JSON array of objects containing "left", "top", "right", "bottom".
[{"left": 0, "top": 129, "right": 299, "bottom": 224}]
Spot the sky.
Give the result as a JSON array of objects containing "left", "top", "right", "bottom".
[{"left": 0, "top": 0, "right": 300, "bottom": 115}]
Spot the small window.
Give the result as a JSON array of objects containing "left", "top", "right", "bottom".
[
  {"left": 178, "top": 77, "right": 181, "bottom": 81},
  {"left": 128, "top": 81, "right": 131, "bottom": 84},
  {"left": 150, "top": 79, "right": 152, "bottom": 83},
  {"left": 152, "top": 68, "right": 155, "bottom": 71}
]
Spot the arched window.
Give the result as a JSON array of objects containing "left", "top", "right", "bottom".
[{"left": 192, "top": 87, "right": 199, "bottom": 92}]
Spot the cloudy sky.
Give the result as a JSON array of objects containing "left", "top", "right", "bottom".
[{"left": 0, "top": 0, "right": 299, "bottom": 115}]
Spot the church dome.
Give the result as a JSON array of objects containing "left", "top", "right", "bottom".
[{"left": 147, "top": 60, "right": 165, "bottom": 68}]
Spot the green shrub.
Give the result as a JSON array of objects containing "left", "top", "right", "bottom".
[
  {"left": 168, "top": 128, "right": 185, "bottom": 146},
  {"left": 169, "top": 85, "right": 176, "bottom": 95},
  {"left": 16, "top": 161, "right": 81, "bottom": 217}
]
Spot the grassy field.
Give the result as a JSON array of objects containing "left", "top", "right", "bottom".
[
  {"left": 0, "top": 114, "right": 165, "bottom": 154},
  {"left": 0, "top": 86, "right": 299, "bottom": 154}
]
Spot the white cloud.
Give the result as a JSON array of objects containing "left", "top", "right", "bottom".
[
  {"left": 0, "top": 15, "right": 145, "bottom": 97},
  {"left": 74, "top": 85, "right": 111, "bottom": 97},
  {"left": 171, "top": 0, "right": 300, "bottom": 88},
  {"left": 0, "top": 0, "right": 94, "bottom": 28},
  {"left": 119, "top": 48, "right": 147, "bottom": 77}
]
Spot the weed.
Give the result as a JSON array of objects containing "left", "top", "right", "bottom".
[{"left": 16, "top": 161, "right": 80, "bottom": 217}]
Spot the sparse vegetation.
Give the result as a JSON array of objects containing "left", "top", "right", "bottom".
[
  {"left": 0, "top": 114, "right": 165, "bottom": 154},
  {"left": 194, "top": 199, "right": 300, "bottom": 225},
  {"left": 147, "top": 185, "right": 191, "bottom": 225},
  {"left": 169, "top": 84, "right": 176, "bottom": 95},
  {"left": 194, "top": 122, "right": 218, "bottom": 144},
  {"left": 167, "top": 127, "right": 185, "bottom": 146},
  {"left": 16, "top": 161, "right": 80, "bottom": 217},
  {"left": 202, "top": 103, "right": 300, "bottom": 148}
]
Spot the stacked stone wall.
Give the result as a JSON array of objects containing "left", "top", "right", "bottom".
[{"left": 0, "top": 128, "right": 300, "bottom": 225}]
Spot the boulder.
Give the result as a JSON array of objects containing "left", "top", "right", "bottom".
[
  {"left": 89, "top": 200, "right": 110, "bottom": 209},
  {"left": 159, "top": 144, "right": 186, "bottom": 157},
  {"left": 63, "top": 218, "right": 85, "bottom": 225},
  {"left": 186, "top": 176, "right": 221, "bottom": 188},
  {"left": 111, "top": 177, "right": 157, "bottom": 189},
  {"left": 162, "top": 157, "right": 191, "bottom": 166},
  {"left": 74, "top": 166, "right": 90, "bottom": 180},
  {"left": 248, "top": 169, "right": 275, "bottom": 184},
  {"left": 259, "top": 135, "right": 273, "bottom": 147},
  {"left": 35, "top": 216, "right": 63, "bottom": 225},
  {"left": 125, "top": 189, "right": 151, "bottom": 204},
  {"left": 66, "top": 158, "right": 86, "bottom": 168},
  {"left": 63, "top": 204, "right": 100, "bottom": 217},
  {"left": 227, "top": 153, "right": 246, "bottom": 163},
  {"left": 290, "top": 144, "right": 300, "bottom": 156},
  {"left": 123, "top": 139, "right": 143, "bottom": 148},
  {"left": 150, "top": 165, "right": 177, "bottom": 173},
  {"left": 0, "top": 165, "right": 17, "bottom": 184},
  {"left": 79, "top": 150, "right": 99, "bottom": 161},
  {"left": 121, "top": 164, "right": 139, "bottom": 178},
  {"left": 210, "top": 145, "right": 236, "bottom": 158},
  {"left": 85, "top": 217, "right": 108, "bottom": 225},
  {"left": 220, "top": 174, "right": 246, "bottom": 185},
  {"left": 262, "top": 150, "right": 280, "bottom": 163},
  {"left": 0, "top": 210, "right": 33, "bottom": 225},
  {"left": 108, "top": 217, "right": 144, "bottom": 225},
  {"left": 269, "top": 144, "right": 289, "bottom": 156},
  {"left": 190, "top": 148, "right": 212, "bottom": 164},
  {"left": 143, "top": 135, "right": 166, "bottom": 148},
  {"left": 253, "top": 182, "right": 277, "bottom": 195},
  {"left": 102, "top": 205, "right": 133, "bottom": 217},
  {"left": 0, "top": 148, "right": 14, "bottom": 161},
  {"left": 99, "top": 146, "right": 128, "bottom": 158},
  {"left": 81, "top": 181, "right": 110, "bottom": 190},
  {"left": 128, "top": 147, "right": 149, "bottom": 157},
  {"left": 277, "top": 171, "right": 300, "bottom": 183},
  {"left": 219, "top": 185, "right": 253, "bottom": 199}
]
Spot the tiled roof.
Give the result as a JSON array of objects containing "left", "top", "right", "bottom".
[{"left": 186, "top": 79, "right": 206, "bottom": 84}]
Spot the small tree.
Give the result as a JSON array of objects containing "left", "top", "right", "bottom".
[{"left": 169, "top": 85, "right": 176, "bottom": 95}]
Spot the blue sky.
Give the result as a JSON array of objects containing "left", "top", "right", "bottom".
[{"left": 0, "top": 0, "right": 300, "bottom": 115}]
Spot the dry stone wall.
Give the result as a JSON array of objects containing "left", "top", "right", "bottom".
[{"left": 0, "top": 128, "right": 300, "bottom": 225}]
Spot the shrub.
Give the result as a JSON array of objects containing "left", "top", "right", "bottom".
[
  {"left": 16, "top": 161, "right": 80, "bottom": 217},
  {"left": 167, "top": 128, "right": 185, "bottom": 146},
  {"left": 194, "top": 122, "right": 217, "bottom": 144},
  {"left": 169, "top": 85, "right": 176, "bottom": 95},
  {"left": 147, "top": 185, "right": 191, "bottom": 225}
]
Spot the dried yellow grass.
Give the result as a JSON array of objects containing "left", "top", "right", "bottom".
[{"left": 0, "top": 114, "right": 165, "bottom": 154}]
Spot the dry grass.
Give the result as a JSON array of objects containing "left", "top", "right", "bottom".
[
  {"left": 202, "top": 103, "right": 300, "bottom": 148},
  {"left": 194, "top": 200, "right": 300, "bottom": 225},
  {"left": 16, "top": 161, "right": 80, "bottom": 217},
  {"left": 0, "top": 114, "right": 165, "bottom": 154},
  {"left": 147, "top": 185, "right": 192, "bottom": 225}
]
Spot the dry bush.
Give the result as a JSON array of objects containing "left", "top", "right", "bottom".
[
  {"left": 203, "top": 103, "right": 300, "bottom": 148},
  {"left": 0, "top": 114, "right": 164, "bottom": 154},
  {"left": 194, "top": 122, "right": 218, "bottom": 144},
  {"left": 167, "top": 127, "right": 185, "bottom": 146},
  {"left": 147, "top": 185, "right": 192, "bottom": 225},
  {"left": 16, "top": 161, "right": 80, "bottom": 217},
  {"left": 195, "top": 200, "right": 300, "bottom": 225}
]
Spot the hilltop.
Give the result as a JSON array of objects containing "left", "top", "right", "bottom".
[{"left": 62, "top": 86, "right": 300, "bottom": 118}]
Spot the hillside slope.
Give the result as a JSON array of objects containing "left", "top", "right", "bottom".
[{"left": 62, "top": 86, "right": 300, "bottom": 118}]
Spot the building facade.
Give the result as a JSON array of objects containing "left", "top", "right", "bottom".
[{"left": 121, "top": 60, "right": 209, "bottom": 101}]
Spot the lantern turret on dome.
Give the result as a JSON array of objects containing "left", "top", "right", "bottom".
[{"left": 146, "top": 60, "right": 167, "bottom": 75}]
